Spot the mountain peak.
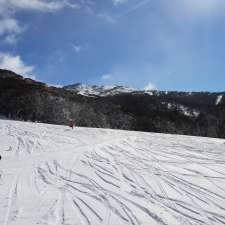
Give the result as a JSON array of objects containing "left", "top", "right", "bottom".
[{"left": 64, "top": 83, "right": 136, "bottom": 97}]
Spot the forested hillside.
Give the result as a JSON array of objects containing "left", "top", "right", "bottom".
[{"left": 1, "top": 69, "right": 225, "bottom": 138}]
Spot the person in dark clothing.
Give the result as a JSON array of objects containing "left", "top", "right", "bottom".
[{"left": 69, "top": 119, "right": 75, "bottom": 129}]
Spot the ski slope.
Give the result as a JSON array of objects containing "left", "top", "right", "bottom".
[{"left": 0, "top": 120, "right": 225, "bottom": 225}]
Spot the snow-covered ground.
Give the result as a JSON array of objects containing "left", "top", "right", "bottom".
[{"left": 0, "top": 120, "right": 225, "bottom": 225}]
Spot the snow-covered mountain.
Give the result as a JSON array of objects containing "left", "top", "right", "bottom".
[
  {"left": 64, "top": 83, "right": 136, "bottom": 96},
  {"left": 1, "top": 119, "right": 225, "bottom": 225},
  {"left": 1, "top": 69, "right": 225, "bottom": 138}
]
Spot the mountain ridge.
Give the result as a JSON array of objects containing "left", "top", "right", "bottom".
[
  {"left": 1, "top": 69, "right": 225, "bottom": 138},
  {"left": 64, "top": 83, "right": 136, "bottom": 97},
  {"left": 64, "top": 82, "right": 225, "bottom": 99}
]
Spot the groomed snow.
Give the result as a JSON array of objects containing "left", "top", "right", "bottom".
[{"left": 0, "top": 119, "right": 225, "bottom": 225}]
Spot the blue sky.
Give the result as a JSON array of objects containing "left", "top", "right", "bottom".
[{"left": 0, "top": 0, "right": 225, "bottom": 91}]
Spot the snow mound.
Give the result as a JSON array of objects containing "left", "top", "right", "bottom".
[{"left": 1, "top": 120, "right": 225, "bottom": 225}]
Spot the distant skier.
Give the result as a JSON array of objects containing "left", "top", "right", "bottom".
[{"left": 69, "top": 119, "right": 75, "bottom": 129}]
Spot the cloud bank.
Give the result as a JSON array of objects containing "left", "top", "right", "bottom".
[
  {"left": 102, "top": 74, "right": 112, "bottom": 80},
  {"left": 0, "top": 0, "right": 76, "bottom": 13},
  {"left": 144, "top": 82, "right": 157, "bottom": 91},
  {"left": 0, "top": 0, "right": 76, "bottom": 44},
  {"left": 0, "top": 52, "right": 35, "bottom": 78}
]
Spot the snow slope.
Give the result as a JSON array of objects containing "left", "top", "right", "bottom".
[{"left": 0, "top": 120, "right": 225, "bottom": 225}]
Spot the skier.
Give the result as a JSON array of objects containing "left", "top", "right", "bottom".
[{"left": 69, "top": 119, "right": 75, "bottom": 129}]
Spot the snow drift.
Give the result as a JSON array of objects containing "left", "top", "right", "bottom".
[{"left": 0, "top": 119, "right": 225, "bottom": 225}]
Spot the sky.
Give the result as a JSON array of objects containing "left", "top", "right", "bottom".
[{"left": 0, "top": 0, "right": 225, "bottom": 92}]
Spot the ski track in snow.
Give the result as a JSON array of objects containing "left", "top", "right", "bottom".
[{"left": 0, "top": 120, "right": 225, "bottom": 225}]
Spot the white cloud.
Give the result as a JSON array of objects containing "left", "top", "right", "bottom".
[
  {"left": 117, "top": 0, "right": 153, "bottom": 18},
  {"left": 72, "top": 44, "right": 81, "bottom": 53},
  {"left": 0, "top": 0, "right": 77, "bottom": 44},
  {"left": 144, "top": 82, "right": 157, "bottom": 91},
  {"left": 183, "top": 0, "right": 222, "bottom": 13},
  {"left": 4, "top": 34, "right": 19, "bottom": 44},
  {"left": 98, "top": 13, "right": 117, "bottom": 23},
  {"left": 0, "top": 18, "right": 24, "bottom": 44},
  {"left": 1, "top": 0, "right": 77, "bottom": 13},
  {"left": 102, "top": 74, "right": 112, "bottom": 80},
  {"left": 112, "top": 0, "right": 128, "bottom": 6},
  {"left": 0, "top": 18, "right": 23, "bottom": 36},
  {"left": 0, "top": 52, "right": 35, "bottom": 78},
  {"left": 172, "top": 0, "right": 224, "bottom": 18}
]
